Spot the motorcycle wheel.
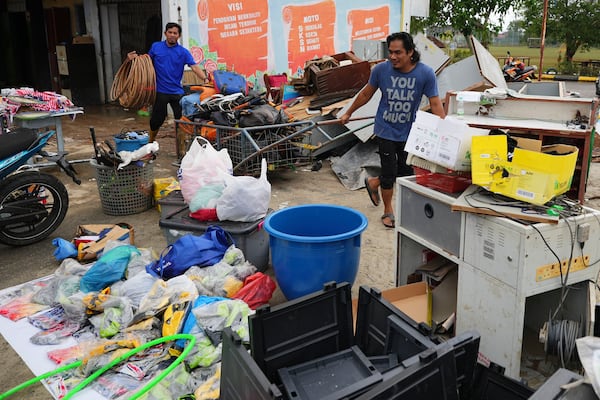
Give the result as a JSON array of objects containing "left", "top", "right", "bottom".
[{"left": 0, "top": 171, "right": 68, "bottom": 246}]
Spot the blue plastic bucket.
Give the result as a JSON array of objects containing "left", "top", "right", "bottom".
[
  {"left": 264, "top": 204, "right": 368, "bottom": 300},
  {"left": 114, "top": 132, "right": 149, "bottom": 152}
]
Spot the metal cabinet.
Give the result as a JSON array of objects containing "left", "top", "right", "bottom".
[
  {"left": 396, "top": 176, "right": 600, "bottom": 378},
  {"left": 395, "top": 177, "right": 462, "bottom": 287}
]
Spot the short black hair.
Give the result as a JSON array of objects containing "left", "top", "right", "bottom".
[
  {"left": 387, "top": 32, "right": 420, "bottom": 63},
  {"left": 165, "top": 22, "right": 182, "bottom": 34}
]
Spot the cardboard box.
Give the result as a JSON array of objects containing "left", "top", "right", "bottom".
[
  {"left": 352, "top": 281, "right": 432, "bottom": 328},
  {"left": 471, "top": 135, "right": 578, "bottom": 205},
  {"left": 405, "top": 111, "right": 489, "bottom": 171},
  {"left": 75, "top": 223, "right": 134, "bottom": 261}
]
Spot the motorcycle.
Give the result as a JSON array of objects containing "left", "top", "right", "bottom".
[
  {"left": 503, "top": 51, "right": 537, "bottom": 82},
  {"left": 0, "top": 128, "right": 80, "bottom": 246}
]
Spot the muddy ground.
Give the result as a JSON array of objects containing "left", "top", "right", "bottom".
[{"left": 0, "top": 81, "right": 598, "bottom": 397}]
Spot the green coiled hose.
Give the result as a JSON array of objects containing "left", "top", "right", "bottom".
[{"left": 0, "top": 333, "right": 196, "bottom": 400}]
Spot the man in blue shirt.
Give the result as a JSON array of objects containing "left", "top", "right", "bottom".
[
  {"left": 129, "top": 22, "right": 208, "bottom": 142},
  {"left": 340, "top": 32, "right": 445, "bottom": 229}
]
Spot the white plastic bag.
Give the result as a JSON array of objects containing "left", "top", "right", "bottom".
[
  {"left": 216, "top": 158, "right": 271, "bottom": 222},
  {"left": 178, "top": 137, "right": 233, "bottom": 204}
]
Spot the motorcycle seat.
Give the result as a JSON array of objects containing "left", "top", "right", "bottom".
[{"left": 0, "top": 128, "right": 38, "bottom": 160}]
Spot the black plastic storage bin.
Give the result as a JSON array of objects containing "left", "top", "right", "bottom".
[
  {"left": 278, "top": 346, "right": 382, "bottom": 400},
  {"left": 384, "top": 314, "right": 437, "bottom": 362},
  {"left": 470, "top": 362, "right": 535, "bottom": 400},
  {"left": 158, "top": 190, "right": 188, "bottom": 218},
  {"left": 220, "top": 282, "right": 354, "bottom": 400},
  {"left": 444, "top": 331, "right": 481, "bottom": 400},
  {"left": 353, "top": 343, "right": 460, "bottom": 400},
  {"left": 368, "top": 354, "right": 399, "bottom": 373},
  {"left": 220, "top": 282, "right": 481, "bottom": 400},
  {"left": 250, "top": 282, "right": 354, "bottom": 383},
  {"left": 221, "top": 328, "right": 284, "bottom": 400},
  {"left": 158, "top": 190, "right": 271, "bottom": 271},
  {"left": 355, "top": 286, "right": 434, "bottom": 357}
]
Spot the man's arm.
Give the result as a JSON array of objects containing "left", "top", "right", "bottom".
[
  {"left": 429, "top": 96, "right": 445, "bottom": 119},
  {"left": 339, "top": 84, "right": 377, "bottom": 124},
  {"left": 190, "top": 64, "right": 209, "bottom": 83}
]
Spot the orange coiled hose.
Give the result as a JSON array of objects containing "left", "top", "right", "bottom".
[{"left": 110, "top": 54, "right": 156, "bottom": 109}]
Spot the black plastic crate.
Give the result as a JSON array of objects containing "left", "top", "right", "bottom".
[
  {"left": 221, "top": 281, "right": 480, "bottom": 400},
  {"left": 355, "top": 286, "right": 433, "bottom": 357},
  {"left": 250, "top": 282, "right": 354, "bottom": 383},
  {"left": 368, "top": 354, "right": 399, "bottom": 373},
  {"left": 399, "top": 331, "right": 480, "bottom": 400},
  {"left": 470, "top": 362, "right": 534, "bottom": 400},
  {"left": 278, "top": 346, "right": 382, "bottom": 400},
  {"left": 221, "top": 328, "right": 284, "bottom": 400},
  {"left": 384, "top": 314, "right": 437, "bottom": 362},
  {"left": 354, "top": 343, "right": 460, "bottom": 400},
  {"left": 444, "top": 331, "right": 480, "bottom": 400}
]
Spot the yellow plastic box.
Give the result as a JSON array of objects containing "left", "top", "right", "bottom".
[{"left": 471, "top": 135, "right": 578, "bottom": 205}]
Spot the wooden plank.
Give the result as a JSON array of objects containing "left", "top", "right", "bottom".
[{"left": 451, "top": 184, "right": 560, "bottom": 224}]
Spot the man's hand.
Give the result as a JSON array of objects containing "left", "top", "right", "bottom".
[
  {"left": 339, "top": 112, "right": 352, "bottom": 124},
  {"left": 127, "top": 51, "right": 138, "bottom": 61}
]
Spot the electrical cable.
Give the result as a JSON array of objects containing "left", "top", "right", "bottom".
[
  {"left": 544, "top": 317, "right": 580, "bottom": 368},
  {"left": 110, "top": 54, "right": 156, "bottom": 110},
  {"left": 464, "top": 188, "right": 580, "bottom": 319},
  {"left": 0, "top": 333, "right": 196, "bottom": 400}
]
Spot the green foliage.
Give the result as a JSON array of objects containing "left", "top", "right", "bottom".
[
  {"left": 417, "top": 0, "right": 518, "bottom": 48},
  {"left": 519, "top": 0, "right": 600, "bottom": 61},
  {"left": 451, "top": 48, "right": 473, "bottom": 63},
  {"left": 558, "top": 61, "right": 577, "bottom": 75}
]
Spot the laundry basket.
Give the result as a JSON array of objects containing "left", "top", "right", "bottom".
[{"left": 90, "top": 159, "right": 154, "bottom": 215}]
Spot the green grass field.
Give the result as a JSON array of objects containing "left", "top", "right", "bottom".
[{"left": 474, "top": 45, "right": 600, "bottom": 75}]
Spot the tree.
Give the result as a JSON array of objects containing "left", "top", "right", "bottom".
[
  {"left": 521, "top": 0, "right": 600, "bottom": 62},
  {"left": 411, "top": 0, "right": 518, "bottom": 48}
]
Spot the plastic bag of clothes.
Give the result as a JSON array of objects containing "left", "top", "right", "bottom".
[
  {"left": 216, "top": 159, "right": 271, "bottom": 222},
  {"left": 179, "top": 137, "right": 232, "bottom": 204},
  {"left": 146, "top": 228, "right": 233, "bottom": 280},
  {"left": 80, "top": 245, "right": 140, "bottom": 293}
]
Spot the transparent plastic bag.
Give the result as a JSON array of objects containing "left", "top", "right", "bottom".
[{"left": 179, "top": 136, "right": 233, "bottom": 204}]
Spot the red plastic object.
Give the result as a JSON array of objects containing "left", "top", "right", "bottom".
[
  {"left": 413, "top": 167, "right": 472, "bottom": 194},
  {"left": 189, "top": 208, "right": 218, "bottom": 222},
  {"left": 232, "top": 272, "right": 276, "bottom": 309}
]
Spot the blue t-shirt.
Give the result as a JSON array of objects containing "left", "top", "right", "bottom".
[
  {"left": 149, "top": 41, "right": 197, "bottom": 95},
  {"left": 369, "top": 61, "right": 439, "bottom": 141}
]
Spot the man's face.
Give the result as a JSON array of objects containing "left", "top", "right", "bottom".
[
  {"left": 388, "top": 40, "right": 413, "bottom": 71},
  {"left": 165, "top": 27, "right": 180, "bottom": 46}
]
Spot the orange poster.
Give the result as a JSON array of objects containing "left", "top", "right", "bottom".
[
  {"left": 347, "top": 6, "right": 389, "bottom": 42},
  {"left": 282, "top": 0, "right": 336, "bottom": 72},
  {"left": 200, "top": 0, "right": 268, "bottom": 75}
]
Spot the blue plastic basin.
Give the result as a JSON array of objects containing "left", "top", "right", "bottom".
[
  {"left": 264, "top": 204, "right": 368, "bottom": 300},
  {"left": 114, "top": 134, "right": 149, "bottom": 152}
]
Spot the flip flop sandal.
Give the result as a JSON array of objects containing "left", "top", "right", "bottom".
[
  {"left": 364, "top": 177, "right": 380, "bottom": 206},
  {"left": 381, "top": 213, "right": 395, "bottom": 229}
]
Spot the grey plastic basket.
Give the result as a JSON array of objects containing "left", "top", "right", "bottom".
[{"left": 90, "top": 159, "right": 154, "bottom": 215}]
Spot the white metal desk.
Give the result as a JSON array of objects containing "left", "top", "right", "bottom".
[{"left": 395, "top": 176, "right": 600, "bottom": 378}]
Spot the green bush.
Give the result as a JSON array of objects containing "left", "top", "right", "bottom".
[{"left": 450, "top": 48, "right": 472, "bottom": 63}]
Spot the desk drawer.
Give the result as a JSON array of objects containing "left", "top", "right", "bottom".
[{"left": 399, "top": 185, "right": 461, "bottom": 256}]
